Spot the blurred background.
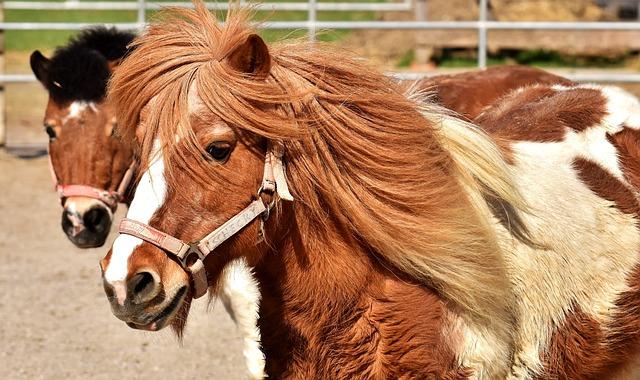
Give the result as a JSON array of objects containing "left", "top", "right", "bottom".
[
  {"left": 2, "top": 1, "right": 640, "bottom": 379},
  {"left": 4, "top": 0, "right": 640, "bottom": 149}
]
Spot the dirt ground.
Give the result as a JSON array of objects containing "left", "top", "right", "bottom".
[{"left": 0, "top": 150, "right": 246, "bottom": 379}]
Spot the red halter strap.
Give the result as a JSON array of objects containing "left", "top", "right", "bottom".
[
  {"left": 48, "top": 153, "right": 136, "bottom": 212},
  {"left": 117, "top": 143, "right": 293, "bottom": 299}
]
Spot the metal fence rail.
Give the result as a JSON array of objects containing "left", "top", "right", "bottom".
[
  {"left": 4, "top": 1, "right": 412, "bottom": 11},
  {"left": 2, "top": 0, "right": 640, "bottom": 84}
]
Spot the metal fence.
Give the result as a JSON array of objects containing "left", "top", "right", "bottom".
[{"left": 3, "top": 0, "right": 640, "bottom": 83}]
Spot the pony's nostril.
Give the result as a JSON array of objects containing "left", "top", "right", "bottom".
[
  {"left": 83, "top": 207, "right": 109, "bottom": 232},
  {"left": 133, "top": 272, "right": 153, "bottom": 294},
  {"left": 127, "top": 271, "right": 160, "bottom": 303}
]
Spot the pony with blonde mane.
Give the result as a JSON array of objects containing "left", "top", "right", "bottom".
[{"left": 101, "top": 3, "right": 640, "bottom": 378}]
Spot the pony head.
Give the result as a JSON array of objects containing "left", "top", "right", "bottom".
[{"left": 31, "top": 27, "right": 135, "bottom": 248}]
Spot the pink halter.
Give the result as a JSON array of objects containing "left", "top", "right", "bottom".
[
  {"left": 117, "top": 143, "right": 293, "bottom": 298},
  {"left": 48, "top": 153, "right": 136, "bottom": 212}
]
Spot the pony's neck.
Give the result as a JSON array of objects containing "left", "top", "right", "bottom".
[{"left": 253, "top": 209, "right": 463, "bottom": 378}]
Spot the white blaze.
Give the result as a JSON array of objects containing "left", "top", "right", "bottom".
[
  {"left": 62, "top": 101, "right": 95, "bottom": 123},
  {"left": 104, "top": 141, "right": 167, "bottom": 283}
]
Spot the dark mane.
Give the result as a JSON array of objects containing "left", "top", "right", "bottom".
[{"left": 46, "top": 27, "right": 136, "bottom": 103}]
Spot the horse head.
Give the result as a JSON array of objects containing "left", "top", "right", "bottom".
[{"left": 31, "top": 28, "right": 136, "bottom": 248}]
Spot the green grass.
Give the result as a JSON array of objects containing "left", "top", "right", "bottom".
[
  {"left": 5, "top": 0, "right": 383, "bottom": 52},
  {"left": 6, "top": 10, "right": 137, "bottom": 51},
  {"left": 431, "top": 49, "right": 630, "bottom": 69}
]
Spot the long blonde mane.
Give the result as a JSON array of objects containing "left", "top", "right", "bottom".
[{"left": 110, "top": 1, "right": 525, "bottom": 335}]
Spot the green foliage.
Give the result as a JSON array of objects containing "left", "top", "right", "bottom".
[
  {"left": 396, "top": 49, "right": 414, "bottom": 68},
  {"left": 429, "top": 48, "right": 630, "bottom": 69}
]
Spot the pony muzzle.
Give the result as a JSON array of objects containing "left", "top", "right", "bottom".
[
  {"left": 61, "top": 197, "right": 113, "bottom": 248},
  {"left": 101, "top": 245, "right": 189, "bottom": 331}
]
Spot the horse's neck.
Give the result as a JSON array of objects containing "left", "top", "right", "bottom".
[{"left": 254, "top": 218, "right": 460, "bottom": 378}]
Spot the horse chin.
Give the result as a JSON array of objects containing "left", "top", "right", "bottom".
[
  {"left": 124, "top": 285, "right": 191, "bottom": 332},
  {"left": 65, "top": 231, "right": 109, "bottom": 249}
]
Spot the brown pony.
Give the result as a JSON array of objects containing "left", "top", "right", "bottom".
[
  {"left": 31, "top": 28, "right": 135, "bottom": 247},
  {"left": 102, "top": 4, "right": 640, "bottom": 378}
]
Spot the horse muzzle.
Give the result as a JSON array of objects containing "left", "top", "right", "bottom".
[
  {"left": 102, "top": 270, "right": 188, "bottom": 332},
  {"left": 61, "top": 197, "right": 112, "bottom": 248}
]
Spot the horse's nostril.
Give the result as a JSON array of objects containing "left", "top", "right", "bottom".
[
  {"left": 83, "top": 207, "right": 109, "bottom": 232},
  {"left": 127, "top": 271, "right": 160, "bottom": 304}
]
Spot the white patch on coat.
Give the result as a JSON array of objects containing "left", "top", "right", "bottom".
[
  {"left": 591, "top": 85, "right": 640, "bottom": 130},
  {"left": 219, "top": 259, "right": 265, "bottom": 380},
  {"left": 103, "top": 141, "right": 166, "bottom": 283},
  {"left": 453, "top": 85, "right": 640, "bottom": 378},
  {"left": 496, "top": 133, "right": 640, "bottom": 377}
]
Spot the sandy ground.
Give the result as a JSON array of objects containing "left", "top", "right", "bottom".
[{"left": 0, "top": 150, "right": 246, "bottom": 379}]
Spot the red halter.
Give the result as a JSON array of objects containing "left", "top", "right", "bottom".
[{"left": 48, "top": 153, "right": 136, "bottom": 212}]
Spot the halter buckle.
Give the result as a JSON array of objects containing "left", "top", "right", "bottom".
[{"left": 180, "top": 242, "right": 207, "bottom": 267}]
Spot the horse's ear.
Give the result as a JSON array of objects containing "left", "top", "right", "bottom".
[
  {"left": 107, "top": 59, "right": 122, "bottom": 73},
  {"left": 30, "top": 50, "right": 51, "bottom": 83},
  {"left": 224, "top": 34, "right": 271, "bottom": 79}
]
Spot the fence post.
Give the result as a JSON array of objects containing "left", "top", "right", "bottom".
[
  {"left": 414, "top": 0, "right": 429, "bottom": 65},
  {"left": 0, "top": 3, "right": 5, "bottom": 147},
  {"left": 137, "top": 0, "right": 146, "bottom": 28},
  {"left": 308, "top": 0, "right": 317, "bottom": 42},
  {"left": 478, "top": 0, "right": 488, "bottom": 68}
]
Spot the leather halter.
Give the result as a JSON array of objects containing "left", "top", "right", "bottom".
[
  {"left": 117, "top": 143, "right": 293, "bottom": 299},
  {"left": 48, "top": 153, "right": 136, "bottom": 212}
]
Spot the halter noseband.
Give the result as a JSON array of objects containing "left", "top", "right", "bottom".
[
  {"left": 49, "top": 154, "right": 136, "bottom": 213},
  {"left": 117, "top": 143, "right": 293, "bottom": 299}
]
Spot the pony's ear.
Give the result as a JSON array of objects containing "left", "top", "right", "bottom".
[
  {"left": 107, "top": 59, "right": 122, "bottom": 73},
  {"left": 224, "top": 34, "right": 271, "bottom": 79},
  {"left": 30, "top": 50, "right": 51, "bottom": 83}
]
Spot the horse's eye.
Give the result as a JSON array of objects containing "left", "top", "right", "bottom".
[
  {"left": 205, "top": 142, "right": 232, "bottom": 163},
  {"left": 45, "top": 125, "right": 57, "bottom": 140}
]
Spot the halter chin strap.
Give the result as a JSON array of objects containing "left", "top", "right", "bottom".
[
  {"left": 48, "top": 153, "right": 136, "bottom": 212},
  {"left": 117, "top": 142, "right": 293, "bottom": 299}
]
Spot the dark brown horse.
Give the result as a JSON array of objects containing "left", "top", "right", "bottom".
[
  {"left": 30, "top": 28, "right": 136, "bottom": 248},
  {"left": 99, "top": 4, "right": 640, "bottom": 378}
]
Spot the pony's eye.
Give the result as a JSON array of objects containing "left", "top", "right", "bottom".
[
  {"left": 205, "top": 142, "right": 232, "bottom": 163},
  {"left": 45, "top": 125, "right": 57, "bottom": 140}
]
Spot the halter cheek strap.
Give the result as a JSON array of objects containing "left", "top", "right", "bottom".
[
  {"left": 119, "top": 200, "right": 267, "bottom": 298},
  {"left": 117, "top": 142, "right": 292, "bottom": 299}
]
